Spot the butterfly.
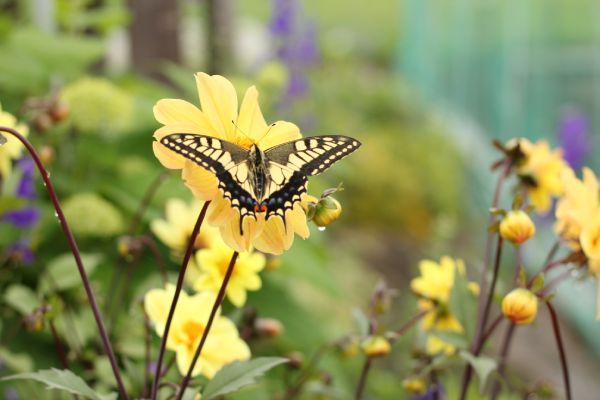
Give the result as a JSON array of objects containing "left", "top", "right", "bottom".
[{"left": 159, "top": 131, "right": 361, "bottom": 233}]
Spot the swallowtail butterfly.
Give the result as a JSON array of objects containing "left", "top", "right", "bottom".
[{"left": 159, "top": 131, "right": 361, "bottom": 233}]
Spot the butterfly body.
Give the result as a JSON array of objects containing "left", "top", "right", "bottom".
[{"left": 159, "top": 132, "right": 361, "bottom": 233}]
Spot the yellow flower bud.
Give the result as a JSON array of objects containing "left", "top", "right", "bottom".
[
  {"left": 361, "top": 335, "right": 391, "bottom": 358},
  {"left": 499, "top": 210, "right": 535, "bottom": 244},
  {"left": 502, "top": 288, "right": 538, "bottom": 325},
  {"left": 312, "top": 197, "right": 342, "bottom": 228},
  {"left": 402, "top": 377, "right": 427, "bottom": 394}
]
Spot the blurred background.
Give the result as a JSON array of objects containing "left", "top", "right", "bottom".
[{"left": 0, "top": 0, "right": 599, "bottom": 398}]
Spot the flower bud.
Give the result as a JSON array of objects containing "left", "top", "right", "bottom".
[
  {"left": 39, "top": 145, "right": 55, "bottom": 166},
  {"left": 287, "top": 352, "right": 304, "bottom": 369},
  {"left": 499, "top": 210, "right": 535, "bottom": 244},
  {"left": 361, "top": 335, "right": 391, "bottom": 358},
  {"left": 502, "top": 288, "right": 538, "bottom": 325},
  {"left": 49, "top": 101, "right": 69, "bottom": 123},
  {"left": 254, "top": 318, "right": 284, "bottom": 338},
  {"left": 402, "top": 377, "right": 427, "bottom": 394},
  {"left": 312, "top": 197, "right": 342, "bottom": 228}
]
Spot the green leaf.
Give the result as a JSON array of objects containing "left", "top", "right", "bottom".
[
  {"left": 0, "top": 347, "right": 34, "bottom": 372},
  {"left": 39, "top": 253, "right": 103, "bottom": 293},
  {"left": 352, "top": 308, "right": 370, "bottom": 336},
  {"left": 0, "top": 196, "right": 26, "bottom": 214},
  {"left": 518, "top": 268, "right": 527, "bottom": 287},
  {"left": 1, "top": 368, "right": 117, "bottom": 400},
  {"left": 4, "top": 284, "right": 40, "bottom": 315},
  {"left": 181, "top": 387, "right": 201, "bottom": 400},
  {"left": 530, "top": 274, "right": 545, "bottom": 293},
  {"left": 459, "top": 351, "right": 498, "bottom": 393},
  {"left": 202, "top": 357, "right": 288, "bottom": 400}
]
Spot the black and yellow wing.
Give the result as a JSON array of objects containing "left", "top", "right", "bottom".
[{"left": 260, "top": 135, "right": 361, "bottom": 219}]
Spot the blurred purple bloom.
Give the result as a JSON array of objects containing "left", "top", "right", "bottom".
[
  {"left": 4, "top": 387, "right": 18, "bottom": 400},
  {"left": 15, "top": 157, "right": 36, "bottom": 200},
  {"left": 413, "top": 383, "right": 444, "bottom": 400},
  {"left": 3, "top": 206, "right": 40, "bottom": 228},
  {"left": 8, "top": 239, "right": 35, "bottom": 265},
  {"left": 558, "top": 109, "right": 590, "bottom": 169},
  {"left": 148, "top": 361, "right": 158, "bottom": 375},
  {"left": 270, "top": 0, "right": 297, "bottom": 36}
]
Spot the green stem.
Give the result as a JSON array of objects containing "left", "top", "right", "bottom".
[{"left": 0, "top": 126, "right": 129, "bottom": 400}]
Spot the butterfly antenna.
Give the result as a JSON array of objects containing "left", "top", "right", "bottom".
[
  {"left": 256, "top": 123, "right": 277, "bottom": 146},
  {"left": 230, "top": 120, "right": 253, "bottom": 142}
]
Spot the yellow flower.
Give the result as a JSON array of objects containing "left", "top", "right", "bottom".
[
  {"left": 499, "top": 210, "right": 536, "bottom": 245},
  {"left": 144, "top": 284, "right": 250, "bottom": 378},
  {"left": 193, "top": 240, "right": 266, "bottom": 307},
  {"left": 151, "top": 198, "right": 220, "bottom": 254},
  {"left": 402, "top": 377, "right": 427, "bottom": 395},
  {"left": 501, "top": 288, "right": 538, "bottom": 325},
  {"left": 411, "top": 256, "right": 464, "bottom": 303},
  {"left": 360, "top": 335, "right": 391, "bottom": 358},
  {"left": 555, "top": 168, "right": 600, "bottom": 246},
  {"left": 515, "top": 139, "right": 569, "bottom": 213},
  {"left": 425, "top": 335, "right": 456, "bottom": 355},
  {"left": 152, "top": 73, "right": 309, "bottom": 255},
  {"left": 0, "top": 104, "right": 29, "bottom": 178}
]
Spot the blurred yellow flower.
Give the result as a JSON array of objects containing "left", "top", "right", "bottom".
[
  {"left": 0, "top": 104, "right": 29, "bottom": 178},
  {"left": 555, "top": 168, "right": 600, "bottom": 246},
  {"left": 411, "top": 256, "right": 468, "bottom": 355},
  {"left": 144, "top": 284, "right": 250, "bottom": 378},
  {"left": 150, "top": 198, "right": 220, "bottom": 254},
  {"left": 360, "top": 335, "right": 391, "bottom": 358},
  {"left": 515, "top": 139, "right": 569, "bottom": 213},
  {"left": 193, "top": 240, "right": 266, "bottom": 307},
  {"left": 152, "top": 72, "right": 309, "bottom": 255},
  {"left": 499, "top": 210, "right": 535, "bottom": 245},
  {"left": 501, "top": 288, "right": 538, "bottom": 325},
  {"left": 402, "top": 377, "right": 427, "bottom": 394}
]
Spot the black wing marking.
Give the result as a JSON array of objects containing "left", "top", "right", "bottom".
[
  {"left": 261, "top": 171, "right": 308, "bottom": 221},
  {"left": 159, "top": 133, "right": 259, "bottom": 233},
  {"left": 264, "top": 135, "right": 361, "bottom": 177}
]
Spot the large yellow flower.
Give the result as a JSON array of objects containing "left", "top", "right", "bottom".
[
  {"left": 516, "top": 139, "right": 569, "bottom": 213},
  {"left": 193, "top": 240, "right": 266, "bottom": 307},
  {"left": 0, "top": 104, "right": 29, "bottom": 178},
  {"left": 152, "top": 73, "right": 309, "bottom": 254},
  {"left": 144, "top": 284, "right": 250, "bottom": 378}
]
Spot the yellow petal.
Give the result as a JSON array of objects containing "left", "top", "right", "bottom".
[
  {"left": 236, "top": 86, "right": 268, "bottom": 143},
  {"left": 153, "top": 123, "right": 207, "bottom": 169},
  {"left": 182, "top": 160, "right": 220, "bottom": 201},
  {"left": 195, "top": 73, "right": 237, "bottom": 141},
  {"left": 289, "top": 204, "right": 310, "bottom": 239},
  {"left": 144, "top": 284, "right": 177, "bottom": 335},
  {"left": 207, "top": 195, "right": 237, "bottom": 226},
  {"left": 220, "top": 214, "right": 265, "bottom": 253},
  {"left": 227, "top": 283, "right": 247, "bottom": 307},
  {"left": 153, "top": 99, "right": 214, "bottom": 134},
  {"left": 253, "top": 216, "right": 294, "bottom": 255},
  {"left": 259, "top": 120, "right": 302, "bottom": 150}
]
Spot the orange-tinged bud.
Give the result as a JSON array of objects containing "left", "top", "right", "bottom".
[
  {"left": 313, "top": 197, "right": 342, "bottom": 228},
  {"left": 502, "top": 288, "right": 538, "bottom": 325},
  {"left": 402, "top": 377, "right": 427, "bottom": 394},
  {"left": 254, "top": 318, "right": 284, "bottom": 338},
  {"left": 39, "top": 145, "right": 55, "bottom": 165},
  {"left": 499, "top": 210, "right": 535, "bottom": 244},
  {"left": 361, "top": 335, "right": 391, "bottom": 358}
]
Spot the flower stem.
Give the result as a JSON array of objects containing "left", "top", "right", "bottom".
[
  {"left": 490, "top": 322, "right": 516, "bottom": 400},
  {"left": 354, "top": 359, "right": 373, "bottom": 400},
  {"left": 151, "top": 201, "right": 211, "bottom": 400},
  {"left": 49, "top": 321, "right": 69, "bottom": 369},
  {"left": 459, "top": 236, "right": 504, "bottom": 400},
  {"left": 176, "top": 251, "right": 239, "bottom": 399},
  {"left": 546, "top": 302, "right": 572, "bottom": 400},
  {"left": 128, "top": 170, "right": 170, "bottom": 235},
  {"left": 0, "top": 126, "right": 129, "bottom": 400}
]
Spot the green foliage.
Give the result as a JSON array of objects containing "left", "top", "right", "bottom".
[
  {"left": 1, "top": 368, "right": 117, "bottom": 400},
  {"left": 62, "top": 193, "right": 124, "bottom": 237},
  {"left": 202, "top": 358, "right": 288, "bottom": 400},
  {"left": 459, "top": 351, "right": 498, "bottom": 393},
  {"left": 38, "top": 253, "right": 103, "bottom": 293},
  {"left": 3, "top": 284, "right": 39, "bottom": 315}
]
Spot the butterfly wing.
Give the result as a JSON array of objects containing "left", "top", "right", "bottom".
[
  {"left": 260, "top": 135, "right": 361, "bottom": 219},
  {"left": 159, "top": 134, "right": 259, "bottom": 221}
]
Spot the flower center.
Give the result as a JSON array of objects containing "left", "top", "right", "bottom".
[{"left": 182, "top": 321, "right": 204, "bottom": 345}]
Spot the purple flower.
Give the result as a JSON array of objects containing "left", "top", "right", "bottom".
[
  {"left": 15, "top": 158, "right": 36, "bottom": 200},
  {"left": 413, "top": 383, "right": 444, "bottom": 400},
  {"left": 270, "top": 0, "right": 297, "bottom": 36},
  {"left": 558, "top": 109, "right": 590, "bottom": 169},
  {"left": 8, "top": 239, "right": 35, "bottom": 265},
  {"left": 4, "top": 387, "right": 18, "bottom": 400},
  {"left": 3, "top": 206, "right": 40, "bottom": 228}
]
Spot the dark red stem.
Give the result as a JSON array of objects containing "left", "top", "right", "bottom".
[
  {"left": 176, "top": 251, "right": 239, "bottom": 399},
  {"left": 0, "top": 126, "right": 129, "bottom": 400},
  {"left": 151, "top": 201, "right": 211, "bottom": 400},
  {"left": 546, "top": 302, "right": 572, "bottom": 400}
]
